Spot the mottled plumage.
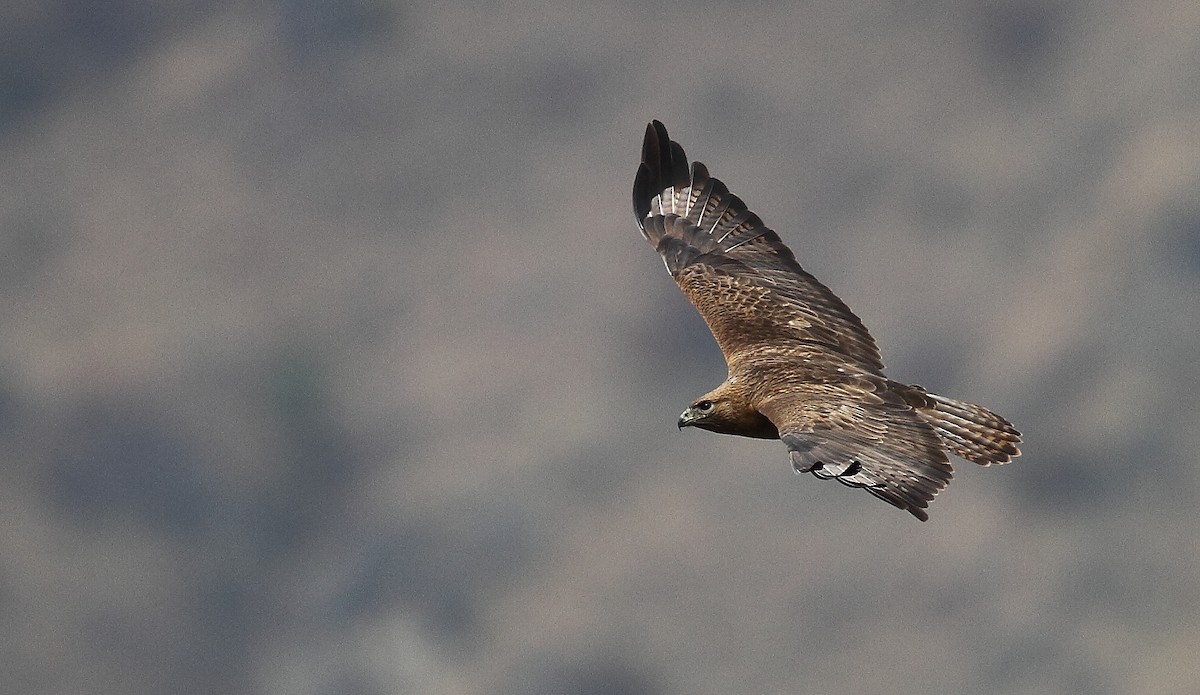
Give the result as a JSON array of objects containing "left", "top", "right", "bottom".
[{"left": 634, "top": 120, "right": 1021, "bottom": 521}]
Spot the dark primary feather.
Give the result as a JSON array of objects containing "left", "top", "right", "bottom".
[{"left": 633, "top": 120, "right": 884, "bottom": 372}]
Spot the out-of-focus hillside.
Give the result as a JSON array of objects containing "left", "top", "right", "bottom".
[{"left": 2, "top": 2, "right": 1198, "bottom": 694}]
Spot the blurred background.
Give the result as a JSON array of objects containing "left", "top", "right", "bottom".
[{"left": 2, "top": 1, "right": 1198, "bottom": 693}]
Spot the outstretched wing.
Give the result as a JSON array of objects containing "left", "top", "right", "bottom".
[
  {"left": 633, "top": 120, "right": 884, "bottom": 372},
  {"left": 759, "top": 384, "right": 954, "bottom": 521}
]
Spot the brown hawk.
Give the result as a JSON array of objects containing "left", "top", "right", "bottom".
[{"left": 634, "top": 120, "right": 1021, "bottom": 520}]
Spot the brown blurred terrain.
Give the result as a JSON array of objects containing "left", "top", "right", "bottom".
[{"left": 2, "top": 2, "right": 1199, "bottom": 694}]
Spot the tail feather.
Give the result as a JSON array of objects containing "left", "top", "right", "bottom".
[{"left": 917, "top": 393, "right": 1021, "bottom": 466}]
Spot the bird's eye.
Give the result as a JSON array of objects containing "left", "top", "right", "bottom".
[{"left": 696, "top": 400, "right": 714, "bottom": 412}]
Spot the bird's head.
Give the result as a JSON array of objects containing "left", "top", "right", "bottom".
[
  {"left": 677, "top": 380, "right": 779, "bottom": 439},
  {"left": 678, "top": 393, "right": 752, "bottom": 435},
  {"left": 678, "top": 397, "right": 721, "bottom": 430}
]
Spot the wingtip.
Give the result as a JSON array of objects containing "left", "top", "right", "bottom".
[
  {"left": 635, "top": 120, "right": 679, "bottom": 224},
  {"left": 641, "top": 120, "right": 667, "bottom": 171}
]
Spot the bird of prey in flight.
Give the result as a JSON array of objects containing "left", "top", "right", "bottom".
[{"left": 633, "top": 120, "right": 1021, "bottom": 520}]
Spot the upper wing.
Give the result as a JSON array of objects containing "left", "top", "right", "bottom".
[
  {"left": 633, "top": 120, "right": 884, "bottom": 372},
  {"left": 758, "top": 383, "right": 953, "bottom": 521}
]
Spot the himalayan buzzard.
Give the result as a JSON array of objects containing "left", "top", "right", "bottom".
[{"left": 633, "top": 120, "right": 1021, "bottom": 521}]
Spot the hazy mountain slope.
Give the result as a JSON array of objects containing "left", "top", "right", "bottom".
[{"left": 1, "top": 2, "right": 1198, "bottom": 694}]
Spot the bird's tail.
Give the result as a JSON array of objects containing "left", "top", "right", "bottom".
[{"left": 916, "top": 392, "right": 1022, "bottom": 466}]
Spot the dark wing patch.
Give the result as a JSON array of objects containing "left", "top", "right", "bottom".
[
  {"left": 634, "top": 120, "right": 884, "bottom": 372},
  {"left": 761, "top": 386, "right": 953, "bottom": 521}
]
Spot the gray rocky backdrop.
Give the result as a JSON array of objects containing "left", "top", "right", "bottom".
[{"left": 2, "top": 1, "right": 1198, "bottom": 693}]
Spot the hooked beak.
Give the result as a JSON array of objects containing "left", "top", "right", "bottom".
[{"left": 677, "top": 409, "right": 694, "bottom": 430}]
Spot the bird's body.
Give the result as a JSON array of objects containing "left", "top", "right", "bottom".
[{"left": 634, "top": 121, "right": 1021, "bottom": 521}]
